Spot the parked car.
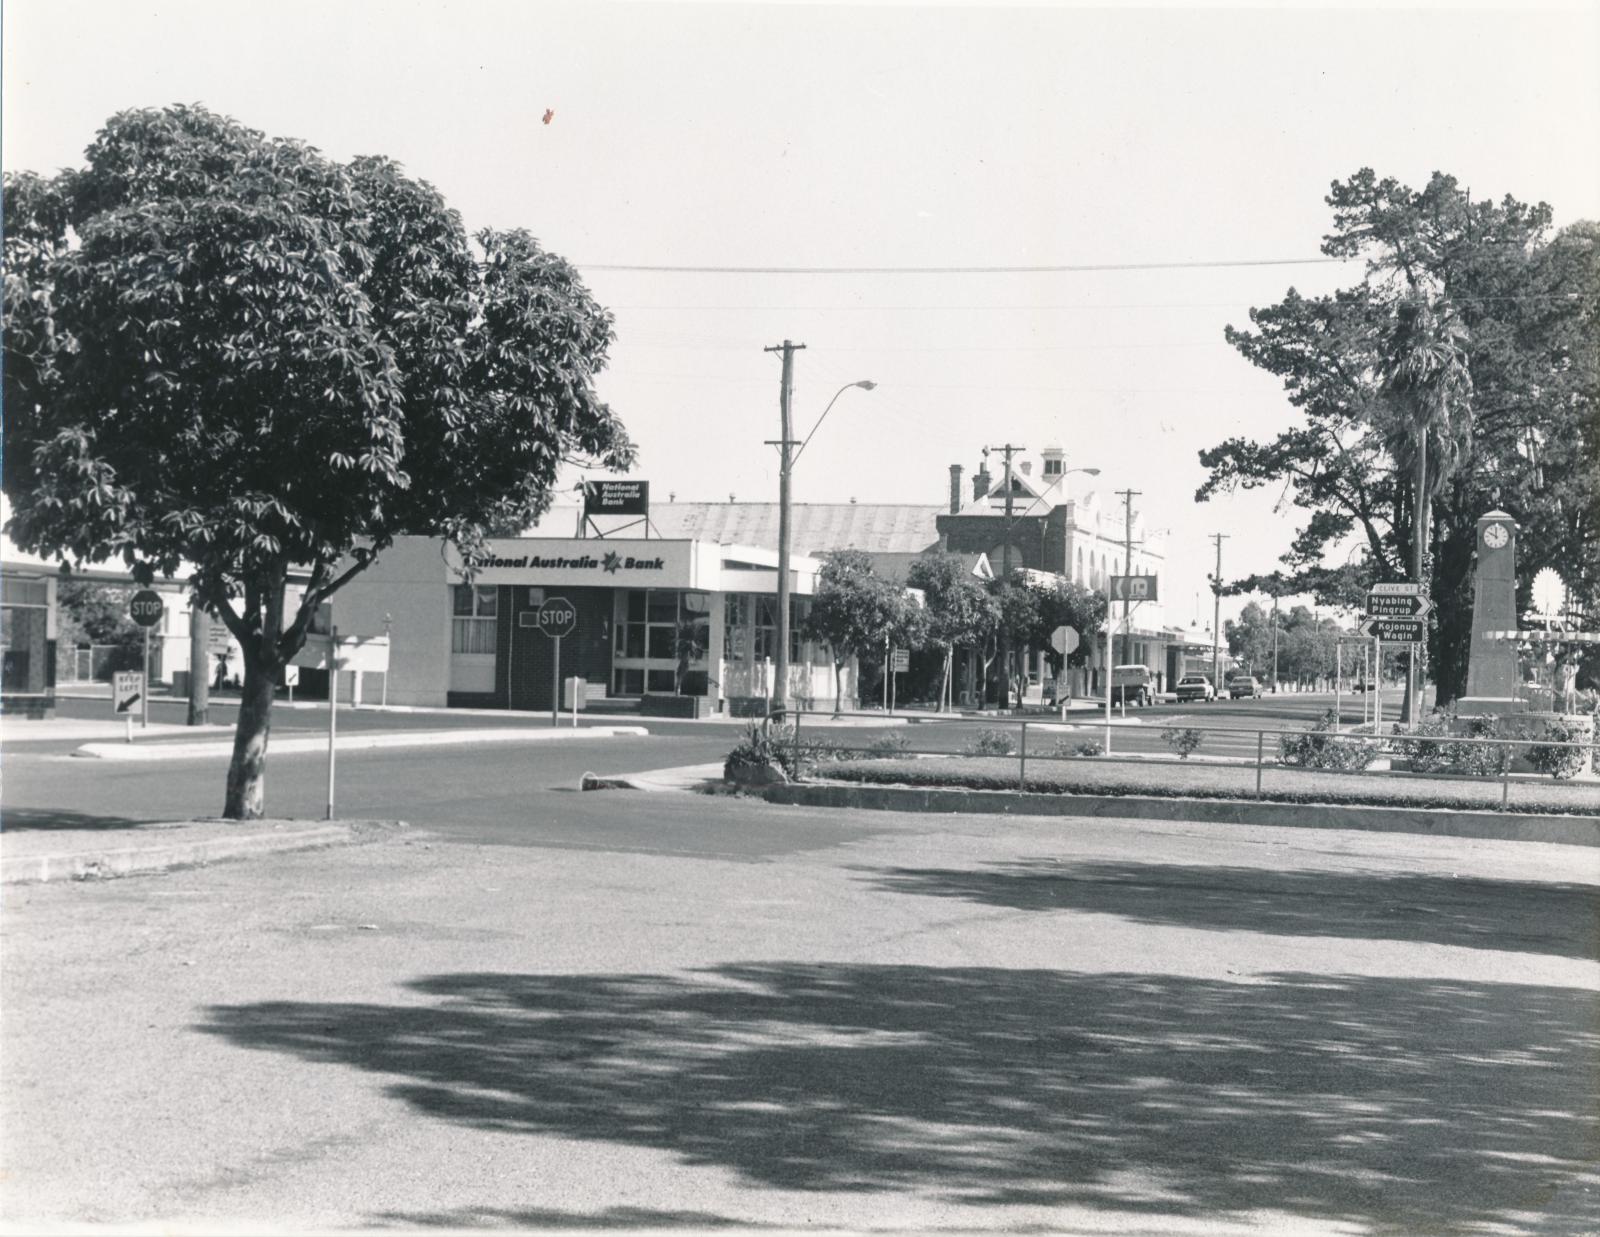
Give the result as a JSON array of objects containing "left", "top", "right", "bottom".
[
  {"left": 1174, "top": 674, "right": 1216, "bottom": 702},
  {"left": 1110, "top": 664, "right": 1155, "bottom": 707},
  {"left": 1228, "top": 674, "right": 1263, "bottom": 699}
]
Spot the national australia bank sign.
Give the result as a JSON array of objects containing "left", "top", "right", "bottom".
[
  {"left": 470, "top": 552, "right": 665, "bottom": 571},
  {"left": 450, "top": 538, "right": 695, "bottom": 587}
]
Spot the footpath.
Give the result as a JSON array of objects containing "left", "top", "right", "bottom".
[{"left": 1, "top": 818, "right": 405, "bottom": 886}]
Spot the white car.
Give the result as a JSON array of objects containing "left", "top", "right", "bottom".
[{"left": 1174, "top": 674, "right": 1216, "bottom": 702}]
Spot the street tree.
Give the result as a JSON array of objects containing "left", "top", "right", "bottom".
[
  {"left": 1199, "top": 170, "right": 1600, "bottom": 704},
  {"left": 1026, "top": 578, "right": 1107, "bottom": 692},
  {"left": 802, "top": 550, "right": 915, "bottom": 716},
  {"left": 906, "top": 554, "right": 999, "bottom": 712},
  {"left": 3, "top": 106, "right": 633, "bottom": 818}
]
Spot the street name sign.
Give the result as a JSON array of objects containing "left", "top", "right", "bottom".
[
  {"left": 1366, "top": 592, "right": 1433, "bottom": 618},
  {"left": 891, "top": 647, "right": 910, "bottom": 673},
  {"left": 1369, "top": 582, "right": 1423, "bottom": 596},
  {"left": 536, "top": 597, "right": 578, "bottom": 639},
  {"left": 128, "top": 589, "right": 165, "bottom": 628},
  {"left": 1108, "top": 575, "right": 1158, "bottom": 602},
  {"left": 113, "top": 671, "right": 144, "bottom": 714},
  {"left": 1358, "top": 616, "right": 1426, "bottom": 643},
  {"left": 1050, "top": 625, "right": 1080, "bottom": 655}
]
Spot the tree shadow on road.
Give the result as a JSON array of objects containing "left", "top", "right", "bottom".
[
  {"left": 856, "top": 860, "right": 1600, "bottom": 960},
  {"left": 0, "top": 806, "right": 165, "bottom": 832},
  {"left": 202, "top": 964, "right": 1600, "bottom": 1232}
]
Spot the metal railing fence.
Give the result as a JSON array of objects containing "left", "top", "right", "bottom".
[{"left": 769, "top": 709, "right": 1599, "bottom": 811}]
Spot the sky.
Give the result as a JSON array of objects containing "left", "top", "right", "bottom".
[{"left": 5, "top": 0, "right": 1598, "bottom": 629}]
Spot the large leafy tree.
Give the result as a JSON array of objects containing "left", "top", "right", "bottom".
[
  {"left": 802, "top": 550, "right": 918, "bottom": 716},
  {"left": 905, "top": 554, "right": 999, "bottom": 712},
  {"left": 1200, "top": 170, "right": 1599, "bottom": 705},
  {"left": 4, "top": 106, "right": 633, "bottom": 817}
]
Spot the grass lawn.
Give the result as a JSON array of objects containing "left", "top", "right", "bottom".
[{"left": 816, "top": 754, "right": 1600, "bottom": 816}]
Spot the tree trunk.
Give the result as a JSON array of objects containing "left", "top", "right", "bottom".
[
  {"left": 941, "top": 648, "right": 952, "bottom": 713},
  {"left": 223, "top": 652, "right": 277, "bottom": 819},
  {"left": 833, "top": 655, "right": 843, "bottom": 718}
]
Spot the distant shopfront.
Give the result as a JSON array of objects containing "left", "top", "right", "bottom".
[{"left": 333, "top": 536, "right": 841, "bottom": 714}]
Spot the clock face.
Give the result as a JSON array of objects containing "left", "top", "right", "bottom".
[{"left": 1483, "top": 522, "right": 1510, "bottom": 549}]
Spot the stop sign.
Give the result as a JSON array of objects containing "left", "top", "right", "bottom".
[
  {"left": 1050, "top": 625, "right": 1079, "bottom": 655},
  {"left": 128, "top": 589, "right": 166, "bottom": 628},
  {"left": 536, "top": 597, "right": 577, "bottom": 639}
]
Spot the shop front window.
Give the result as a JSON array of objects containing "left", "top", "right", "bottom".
[
  {"left": 451, "top": 585, "right": 498, "bottom": 654},
  {"left": 612, "top": 589, "right": 711, "bottom": 696}
]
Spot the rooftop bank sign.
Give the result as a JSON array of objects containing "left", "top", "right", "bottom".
[{"left": 448, "top": 537, "right": 696, "bottom": 587}]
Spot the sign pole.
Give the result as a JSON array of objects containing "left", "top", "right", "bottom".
[
  {"left": 1103, "top": 603, "right": 1114, "bottom": 754},
  {"left": 327, "top": 623, "right": 338, "bottom": 822},
  {"left": 141, "top": 626, "right": 151, "bottom": 729},
  {"left": 552, "top": 635, "right": 561, "bottom": 728},
  {"left": 882, "top": 637, "right": 889, "bottom": 713},
  {"left": 1374, "top": 637, "right": 1383, "bottom": 733},
  {"left": 1335, "top": 642, "right": 1342, "bottom": 732}
]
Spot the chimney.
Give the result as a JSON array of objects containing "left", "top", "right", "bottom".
[
  {"left": 972, "top": 462, "right": 992, "bottom": 502},
  {"left": 948, "top": 465, "right": 963, "bottom": 514},
  {"left": 1019, "top": 460, "right": 1032, "bottom": 477}
]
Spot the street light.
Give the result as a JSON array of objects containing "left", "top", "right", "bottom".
[
  {"left": 773, "top": 375, "right": 877, "bottom": 718},
  {"left": 792, "top": 380, "right": 877, "bottom": 466}
]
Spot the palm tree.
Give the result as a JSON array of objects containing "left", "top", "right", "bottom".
[{"left": 1381, "top": 295, "right": 1473, "bottom": 722}]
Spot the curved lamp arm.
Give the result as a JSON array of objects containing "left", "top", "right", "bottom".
[{"left": 793, "top": 380, "right": 876, "bottom": 465}]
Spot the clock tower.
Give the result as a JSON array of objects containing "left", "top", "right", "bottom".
[{"left": 1460, "top": 510, "right": 1520, "bottom": 712}]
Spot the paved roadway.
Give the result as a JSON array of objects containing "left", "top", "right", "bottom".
[
  {"left": 5, "top": 698, "right": 1600, "bottom": 1232},
  {"left": 4, "top": 735, "right": 1597, "bottom": 1233},
  {"left": 15, "top": 692, "right": 1379, "bottom": 831}
]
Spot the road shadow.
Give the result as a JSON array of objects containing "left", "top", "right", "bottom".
[
  {"left": 0, "top": 806, "right": 165, "bottom": 832},
  {"left": 856, "top": 861, "right": 1600, "bottom": 960},
  {"left": 202, "top": 964, "right": 1600, "bottom": 1231}
]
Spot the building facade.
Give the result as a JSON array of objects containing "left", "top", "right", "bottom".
[{"left": 332, "top": 535, "right": 842, "bottom": 714}]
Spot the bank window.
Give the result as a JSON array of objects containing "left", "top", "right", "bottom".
[
  {"left": 753, "top": 596, "right": 779, "bottom": 662},
  {"left": 723, "top": 595, "right": 748, "bottom": 663},
  {"left": 451, "top": 585, "right": 497, "bottom": 654}
]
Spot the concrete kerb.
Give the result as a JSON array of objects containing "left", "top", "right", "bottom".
[
  {"left": 761, "top": 781, "right": 1600, "bottom": 848},
  {"left": 72, "top": 725, "right": 650, "bottom": 762},
  {"left": 0, "top": 819, "right": 405, "bottom": 885},
  {"left": 580, "top": 762, "right": 725, "bottom": 793}
]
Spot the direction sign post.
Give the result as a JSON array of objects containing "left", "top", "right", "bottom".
[
  {"left": 535, "top": 598, "right": 579, "bottom": 727},
  {"left": 113, "top": 671, "right": 144, "bottom": 742},
  {"left": 1358, "top": 616, "right": 1426, "bottom": 644}
]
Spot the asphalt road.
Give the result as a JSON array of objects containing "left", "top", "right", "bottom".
[{"left": 4, "top": 774, "right": 1597, "bottom": 1232}]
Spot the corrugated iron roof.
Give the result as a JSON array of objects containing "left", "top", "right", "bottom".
[{"left": 645, "top": 503, "right": 944, "bottom": 555}]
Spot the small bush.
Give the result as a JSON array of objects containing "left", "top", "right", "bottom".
[
  {"left": 1161, "top": 727, "right": 1203, "bottom": 759},
  {"left": 1052, "top": 738, "right": 1104, "bottom": 758},
  {"left": 1278, "top": 709, "right": 1381, "bottom": 771},
  {"left": 964, "top": 728, "right": 1016, "bottom": 757},
  {"left": 863, "top": 733, "right": 911, "bottom": 758},
  {"left": 1390, "top": 714, "right": 1506, "bottom": 777},
  {"left": 1526, "top": 717, "right": 1587, "bottom": 780},
  {"left": 724, "top": 721, "right": 791, "bottom": 782}
]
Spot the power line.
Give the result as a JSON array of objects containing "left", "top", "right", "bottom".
[{"left": 582, "top": 257, "right": 1348, "bottom": 275}]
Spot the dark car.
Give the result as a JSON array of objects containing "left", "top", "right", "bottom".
[{"left": 1227, "top": 675, "right": 1262, "bottom": 699}]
